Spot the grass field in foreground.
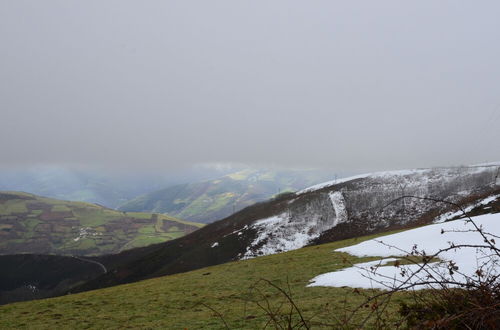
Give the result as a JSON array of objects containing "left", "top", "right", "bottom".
[{"left": 0, "top": 229, "right": 414, "bottom": 329}]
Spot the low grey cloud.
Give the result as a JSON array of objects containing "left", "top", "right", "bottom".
[{"left": 1, "top": 1, "right": 499, "bottom": 172}]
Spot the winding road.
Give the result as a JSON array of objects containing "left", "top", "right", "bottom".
[{"left": 72, "top": 256, "right": 107, "bottom": 274}]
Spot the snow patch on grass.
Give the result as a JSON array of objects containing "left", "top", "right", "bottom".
[{"left": 308, "top": 213, "right": 500, "bottom": 290}]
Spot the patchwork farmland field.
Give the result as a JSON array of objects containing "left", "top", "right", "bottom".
[{"left": 0, "top": 191, "right": 203, "bottom": 256}]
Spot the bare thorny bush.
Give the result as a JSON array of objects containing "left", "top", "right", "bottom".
[
  {"left": 201, "top": 195, "right": 500, "bottom": 329},
  {"left": 372, "top": 196, "right": 500, "bottom": 329},
  {"left": 244, "top": 278, "right": 311, "bottom": 329}
]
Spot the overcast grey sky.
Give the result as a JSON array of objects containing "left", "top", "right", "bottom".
[{"left": 1, "top": 1, "right": 499, "bottom": 171}]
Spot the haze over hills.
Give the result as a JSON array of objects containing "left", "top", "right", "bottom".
[
  {"left": 118, "top": 168, "right": 338, "bottom": 223},
  {"left": 0, "top": 165, "right": 247, "bottom": 209},
  {"left": 0, "top": 191, "right": 203, "bottom": 256},
  {"left": 0, "top": 165, "right": 338, "bottom": 217}
]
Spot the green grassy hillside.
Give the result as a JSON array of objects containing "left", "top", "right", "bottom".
[
  {"left": 0, "top": 191, "right": 203, "bottom": 256},
  {"left": 0, "top": 230, "right": 409, "bottom": 329},
  {"left": 118, "top": 169, "right": 335, "bottom": 223}
]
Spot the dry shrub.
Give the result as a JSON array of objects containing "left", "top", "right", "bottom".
[{"left": 400, "top": 282, "right": 500, "bottom": 329}]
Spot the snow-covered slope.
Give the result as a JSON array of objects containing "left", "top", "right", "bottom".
[
  {"left": 240, "top": 164, "right": 500, "bottom": 259},
  {"left": 241, "top": 191, "right": 350, "bottom": 259},
  {"left": 308, "top": 212, "right": 500, "bottom": 290}
]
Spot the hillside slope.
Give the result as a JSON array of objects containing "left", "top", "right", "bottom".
[
  {"left": 76, "top": 164, "right": 500, "bottom": 292},
  {"left": 0, "top": 254, "right": 103, "bottom": 305},
  {"left": 0, "top": 230, "right": 409, "bottom": 328},
  {"left": 0, "top": 192, "right": 203, "bottom": 256},
  {"left": 118, "top": 169, "right": 336, "bottom": 223},
  {"left": 4, "top": 212, "right": 500, "bottom": 328}
]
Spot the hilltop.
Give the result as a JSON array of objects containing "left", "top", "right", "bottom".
[{"left": 0, "top": 191, "right": 203, "bottom": 256}]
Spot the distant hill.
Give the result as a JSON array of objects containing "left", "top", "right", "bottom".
[
  {"left": 0, "top": 191, "right": 203, "bottom": 256},
  {"left": 0, "top": 165, "right": 244, "bottom": 208},
  {"left": 118, "top": 169, "right": 337, "bottom": 223}
]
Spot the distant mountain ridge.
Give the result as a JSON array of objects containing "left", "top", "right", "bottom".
[
  {"left": 0, "top": 165, "right": 245, "bottom": 208},
  {"left": 0, "top": 191, "right": 203, "bottom": 256},
  {"left": 118, "top": 169, "right": 337, "bottom": 223}
]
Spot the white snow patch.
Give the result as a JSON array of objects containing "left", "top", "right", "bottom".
[
  {"left": 26, "top": 284, "right": 38, "bottom": 292},
  {"left": 224, "top": 225, "right": 248, "bottom": 238},
  {"left": 308, "top": 213, "right": 500, "bottom": 290},
  {"left": 242, "top": 214, "right": 321, "bottom": 259},
  {"left": 328, "top": 191, "right": 348, "bottom": 227},
  {"left": 434, "top": 194, "right": 500, "bottom": 223},
  {"left": 243, "top": 201, "right": 350, "bottom": 259},
  {"left": 309, "top": 258, "right": 398, "bottom": 288},
  {"left": 211, "top": 242, "right": 219, "bottom": 248}
]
